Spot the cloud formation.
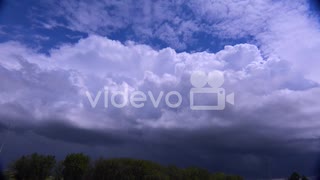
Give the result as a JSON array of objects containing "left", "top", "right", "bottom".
[
  {"left": 1, "top": 0, "right": 320, "bottom": 178},
  {"left": 0, "top": 34, "right": 319, "bottom": 177}
]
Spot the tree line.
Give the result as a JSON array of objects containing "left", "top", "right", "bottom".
[
  {"left": 3, "top": 153, "right": 310, "bottom": 180},
  {"left": 4, "top": 153, "right": 244, "bottom": 180}
]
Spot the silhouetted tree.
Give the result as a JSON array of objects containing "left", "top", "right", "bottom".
[
  {"left": 63, "top": 153, "right": 90, "bottom": 180},
  {"left": 183, "top": 167, "right": 210, "bottom": 180},
  {"left": 288, "top": 172, "right": 300, "bottom": 180},
  {"left": 301, "top": 175, "right": 309, "bottom": 180},
  {"left": 92, "top": 158, "right": 169, "bottom": 180},
  {"left": 166, "top": 165, "right": 184, "bottom": 180},
  {"left": 210, "top": 172, "right": 226, "bottom": 180},
  {"left": 225, "top": 175, "right": 243, "bottom": 180},
  {"left": 11, "top": 153, "right": 55, "bottom": 180}
]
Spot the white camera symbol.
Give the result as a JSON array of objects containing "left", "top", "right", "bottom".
[{"left": 189, "top": 71, "right": 234, "bottom": 110}]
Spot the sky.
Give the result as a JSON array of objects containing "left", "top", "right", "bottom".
[{"left": 1, "top": 0, "right": 320, "bottom": 178}]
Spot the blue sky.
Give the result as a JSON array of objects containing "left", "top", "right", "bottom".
[
  {"left": 1, "top": 0, "right": 320, "bottom": 178},
  {"left": 0, "top": 0, "right": 255, "bottom": 53}
]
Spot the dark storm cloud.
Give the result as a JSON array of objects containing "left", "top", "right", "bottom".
[
  {"left": 1, "top": 119, "right": 319, "bottom": 178},
  {"left": 32, "top": 121, "right": 129, "bottom": 146}
]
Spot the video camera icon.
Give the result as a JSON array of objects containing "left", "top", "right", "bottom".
[{"left": 190, "top": 71, "right": 234, "bottom": 110}]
